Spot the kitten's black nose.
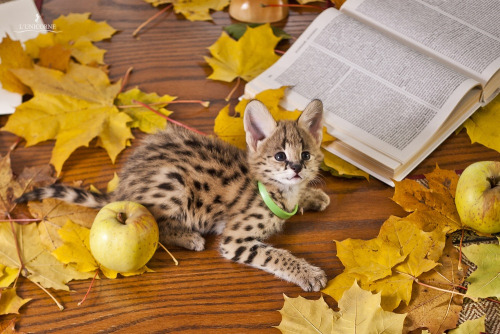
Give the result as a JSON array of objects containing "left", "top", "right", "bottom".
[{"left": 289, "top": 162, "right": 302, "bottom": 173}]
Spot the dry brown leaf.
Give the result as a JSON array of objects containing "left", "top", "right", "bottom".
[
  {"left": 397, "top": 239, "right": 466, "bottom": 334},
  {"left": 392, "top": 165, "right": 462, "bottom": 234}
]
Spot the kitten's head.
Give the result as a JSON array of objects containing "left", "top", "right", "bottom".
[{"left": 244, "top": 99, "right": 324, "bottom": 188}]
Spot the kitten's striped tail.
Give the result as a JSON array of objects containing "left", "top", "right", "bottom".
[{"left": 15, "top": 185, "right": 110, "bottom": 209}]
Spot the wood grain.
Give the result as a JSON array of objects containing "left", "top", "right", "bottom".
[{"left": 0, "top": 1, "right": 499, "bottom": 332}]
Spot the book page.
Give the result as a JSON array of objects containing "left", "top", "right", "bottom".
[
  {"left": 342, "top": 0, "right": 500, "bottom": 86},
  {"left": 245, "top": 9, "right": 479, "bottom": 164}
]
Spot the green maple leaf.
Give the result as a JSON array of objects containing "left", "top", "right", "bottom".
[{"left": 462, "top": 240, "right": 500, "bottom": 299}]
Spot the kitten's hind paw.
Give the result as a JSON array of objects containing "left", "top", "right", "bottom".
[{"left": 181, "top": 233, "right": 206, "bottom": 252}]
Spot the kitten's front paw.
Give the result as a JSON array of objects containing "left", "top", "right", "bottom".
[
  {"left": 300, "top": 189, "right": 330, "bottom": 212},
  {"left": 295, "top": 263, "right": 327, "bottom": 292}
]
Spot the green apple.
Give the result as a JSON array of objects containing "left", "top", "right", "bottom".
[
  {"left": 89, "top": 201, "right": 159, "bottom": 272},
  {"left": 455, "top": 161, "right": 500, "bottom": 234}
]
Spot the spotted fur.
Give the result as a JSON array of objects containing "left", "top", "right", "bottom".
[{"left": 16, "top": 100, "right": 330, "bottom": 291}]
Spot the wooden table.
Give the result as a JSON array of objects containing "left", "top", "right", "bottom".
[{"left": 1, "top": 1, "right": 498, "bottom": 332}]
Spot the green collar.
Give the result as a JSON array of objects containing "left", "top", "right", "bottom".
[{"left": 257, "top": 181, "right": 298, "bottom": 220}]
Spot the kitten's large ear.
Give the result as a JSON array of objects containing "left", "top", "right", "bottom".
[
  {"left": 244, "top": 100, "right": 277, "bottom": 151},
  {"left": 297, "top": 99, "right": 323, "bottom": 144}
]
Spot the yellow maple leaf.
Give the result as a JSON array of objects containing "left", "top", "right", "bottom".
[
  {"left": 461, "top": 95, "right": 500, "bottom": 153},
  {"left": 205, "top": 24, "right": 281, "bottom": 82},
  {"left": 115, "top": 87, "right": 176, "bottom": 134},
  {"left": 25, "top": 13, "right": 116, "bottom": 65},
  {"left": 38, "top": 44, "right": 72, "bottom": 72},
  {"left": 0, "top": 264, "right": 18, "bottom": 288},
  {"left": 321, "top": 149, "right": 370, "bottom": 180},
  {"left": 0, "top": 35, "right": 33, "bottom": 95},
  {"left": 324, "top": 212, "right": 445, "bottom": 311},
  {"left": 52, "top": 220, "right": 152, "bottom": 279},
  {"left": 0, "top": 287, "right": 31, "bottom": 315},
  {"left": 145, "top": 0, "right": 229, "bottom": 21},
  {"left": 277, "top": 282, "right": 405, "bottom": 334},
  {"left": 0, "top": 223, "right": 93, "bottom": 291},
  {"left": 2, "top": 62, "right": 134, "bottom": 175}
]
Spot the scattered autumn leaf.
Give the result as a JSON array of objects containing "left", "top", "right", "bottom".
[
  {"left": 276, "top": 295, "right": 337, "bottom": 333},
  {"left": 0, "top": 35, "right": 33, "bottom": 95},
  {"left": 223, "top": 23, "right": 291, "bottom": 41},
  {"left": 144, "top": 0, "right": 229, "bottom": 21},
  {"left": 462, "top": 240, "right": 500, "bottom": 299},
  {"left": 397, "top": 239, "right": 466, "bottom": 334},
  {"left": 448, "top": 315, "right": 486, "bottom": 334},
  {"left": 392, "top": 165, "right": 462, "bottom": 234},
  {"left": 460, "top": 95, "right": 500, "bottom": 154},
  {"left": 277, "top": 281, "right": 406, "bottom": 334},
  {"left": 38, "top": 44, "right": 71, "bottom": 72},
  {"left": 0, "top": 222, "right": 93, "bottom": 291},
  {"left": 29, "top": 198, "right": 98, "bottom": 251},
  {"left": 331, "top": 281, "right": 406, "bottom": 334},
  {"left": 321, "top": 148, "right": 369, "bottom": 179},
  {"left": 324, "top": 211, "right": 446, "bottom": 311},
  {"left": 0, "top": 287, "right": 31, "bottom": 315},
  {"left": 115, "top": 87, "right": 175, "bottom": 134},
  {"left": 3, "top": 62, "right": 133, "bottom": 175},
  {"left": 0, "top": 264, "right": 18, "bottom": 288},
  {"left": 205, "top": 24, "right": 282, "bottom": 83},
  {"left": 25, "top": 13, "right": 116, "bottom": 65},
  {"left": 0, "top": 317, "right": 23, "bottom": 334}
]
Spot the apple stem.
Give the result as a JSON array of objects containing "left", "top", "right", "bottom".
[
  {"left": 158, "top": 242, "right": 178, "bottom": 266},
  {"left": 117, "top": 212, "right": 127, "bottom": 224},
  {"left": 78, "top": 271, "right": 99, "bottom": 306}
]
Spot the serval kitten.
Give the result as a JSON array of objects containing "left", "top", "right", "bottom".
[{"left": 16, "top": 99, "right": 330, "bottom": 291}]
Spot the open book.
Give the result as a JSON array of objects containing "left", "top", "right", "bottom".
[{"left": 244, "top": 0, "right": 500, "bottom": 186}]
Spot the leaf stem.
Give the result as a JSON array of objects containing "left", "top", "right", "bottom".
[
  {"left": 225, "top": 77, "right": 241, "bottom": 101},
  {"left": 117, "top": 99, "right": 210, "bottom": 109},
  {"left": 78, "top": 271, "right": 99, "bottom": 306},
  {"left": 0, "top": 218, "right": 42, "bottom": 223},
  {"left": 119, "top": 66, "right": 134, "bottom": 94},
  {"left": 131, "top": 99, "right": 206, "bottom": 136},
  {"left": 395, "top": 270, "right": 467, "bottom": 297},
  {"left": 31, "top": 279, "right": 64, "bottom": 311},
  {"left": 458, "top": 228, "right": 464, "bottom": 272},
  {"left": 133, "top": 4, "right": 172, "bottom": 37},
  {"left": 158, "top": 242, "right": 178, "bottom": 266}
]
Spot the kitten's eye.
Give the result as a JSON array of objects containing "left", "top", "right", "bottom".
[
  {"left": 274, "top": 152, "right": 287, "bottom": 161},
  {"left": 301, "top": 151, "right": 311, "bottom": 161}
]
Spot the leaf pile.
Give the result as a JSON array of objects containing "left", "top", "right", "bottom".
[
  {"left": 278, "top": 165, "right": 499, "bottom": 334},
  {"left": 214, "top": 86, "right": 369, "bottom": 179},
  {"left": 0, "top": 153, "right": 154, "bottom": 317},
  {"left": 0, "top": 14, "right": 179, "bottom": 175}
]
